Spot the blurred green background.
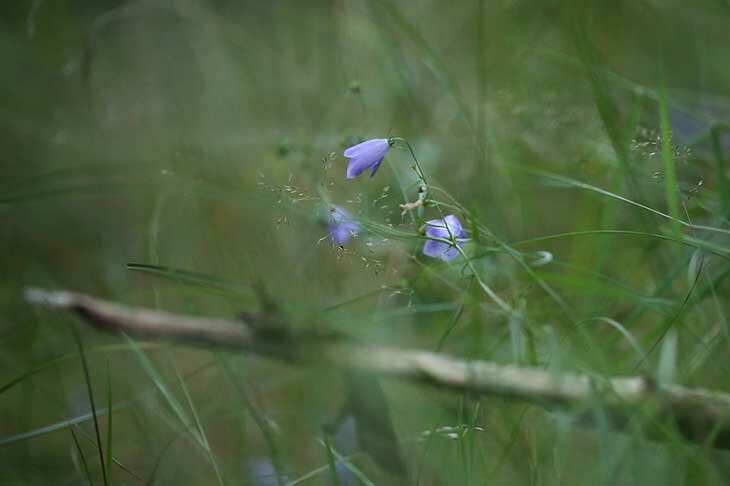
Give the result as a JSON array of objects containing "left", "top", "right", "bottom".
[{"left": 3, "top": 0, "right": 730, "bottom": 484}]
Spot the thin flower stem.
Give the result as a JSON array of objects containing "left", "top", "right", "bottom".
[
  {"left": 389, "top": 139, "right": 452, "bottom": 245},
  {"left": 455, "top": 245, "right": 515, "bottom": 316},
  {"left": 387, "top": 159, "right": 416, "bottom": 224},
  {"left": 423, "top": 233, "right": 514, "bottom": 316},
  {"left": 391, "top": 138, "right": 428, "bottom": 186},
  {"left": 391, "top": 138, "right": 461, "bottom": 243}
]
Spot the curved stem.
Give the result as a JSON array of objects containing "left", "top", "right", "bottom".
[{"left": 391, "top": 137, "right": 428, "bottom": 186}]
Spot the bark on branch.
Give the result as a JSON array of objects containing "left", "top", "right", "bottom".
[{"left": 25, "top": 288, "right": 730, "bottom": 449}]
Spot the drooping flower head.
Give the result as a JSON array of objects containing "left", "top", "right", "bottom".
[
  {"left": 423, "top": 214, "right": 468, "bottom": 262},
  {"left": 343, "top": 138, "right": 392, "bottom": 179},
  {"left": 327, "top": 205, "right": 361, "bottom": 245}
]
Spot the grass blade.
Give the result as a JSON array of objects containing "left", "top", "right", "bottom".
[
  {"left": 320, "top": 440, "right": 376, "bottom": 486},
  {"left": 122, "top": 335, "right": 204, "bottom": 448},
  {"left": 71, "top": 324, "right": 108, "bottom": 486},
  {"left": 170, "top": 354, "right": 225, "bottom": 486},
  {"left": 516, "top": 166, "right": 730, "bottom": 236},
  {"left": 126, "top": 263, "right": 253, "bottom": 299},
  {"left": 105, "top": 362, "right": 113, "bottom": 485},
  {"left": 659, "top": 85, "right": 682, "bottom": 237},
  {"left": 322, "top": 433, "right": 341, "bottom": 486},
  {"left": 0, "top": 359, "right": 217, "bottom": 446},
  {"left": 70, "top": 427, "right": 94, "bottom": 486},
  {"left": 218, "top": 354, "right": 284, "bottom": 486},
  {"left": 658, "top": 329, "right": 678, "bottom": 386}
]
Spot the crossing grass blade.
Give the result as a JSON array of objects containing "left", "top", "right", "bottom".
[
  {"left": 0, "top": 359, "right": 218, "bottom": 447},
  {"left": 321, "top": 432, "right": 341, "bottom": 486},
  {"left": 658, "top": 85, "right": 682, "bottom": 237},
  {"left": 320, "top": 441, "right": 376, "bottom": 486},
  {"left": 70, "top": 427, "right": 94, "bottom": 486},
  {"left": 105, "top": 362, "right": 113, "bottom": 485},
  {"left": 121, "top": 335, "right": 206, "bottom": 449},
  {"left": 71, "top": 324, "right": 108, "bottom": 486},
  {"left": 218, "top": 354, "right": 284, "bottom": 486},
  {"left": 126, "top": 263, "right": 254, "bottom": 299},
  {"left": 170, "top": 355, "right": 225, "bottom": 486}
]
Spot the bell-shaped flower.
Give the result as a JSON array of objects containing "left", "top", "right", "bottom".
[
  {"left": 343, "top": 138, "right": 391, "bottom": 179},
  {"left": 423, "top": 214, "right": 468, "bottom": 262},
  {"left": 327, "top": 205, "right": 361, "bottom": 245}
]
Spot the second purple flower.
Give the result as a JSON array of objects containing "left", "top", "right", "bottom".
[
  {"left": 327, "top": 205, "right": 361, "bottom": 245},
  {"left": 423, "top": 215, "right": 468, "bottom": 262}
]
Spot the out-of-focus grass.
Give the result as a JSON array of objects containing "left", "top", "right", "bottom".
[{"left": 3, "top": 0, "right": 730, "bottom": 484}]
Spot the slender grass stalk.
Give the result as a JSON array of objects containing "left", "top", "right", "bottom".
[
  {"left": 321, "top": 433, "right": 341, "bottom": 486},
  {"left": 218, "top": 355, "right": 284, "bottom": 486},
  {"left": 320, "top": 441, "right": 376, "bottom": 486},
  {"left": 171, "top": 355, "right": 225, "bottom": 486},
  {"left": 658, "top": 85, "right": 682, "bottom": 237},
  {"left": 105, "top": 362, "right": 113, "bottom": 485},
  {"left": 70, "top": 325, "right": 108, "bottom": 486},
  {"left": 70, "top": 427, "right": 94, "bottom": 486},
  {"left": 711, "top": 125, "right": 730, "bottom": 216},
  {"left": 122, "top": 335, "right": 205, "bottom": 448}
]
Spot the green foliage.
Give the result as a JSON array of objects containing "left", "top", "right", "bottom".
[{"left": 2, "top": 1, "right": 730, "bottom": 484}]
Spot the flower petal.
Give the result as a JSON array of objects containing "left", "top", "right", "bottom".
[
  {"left": 441, "top": 245, "right": 460, "bottom": 262},
  {"left": 344, "top": 139, "right": 390, "bottom": 179},
  {"left": 443, "top": 215, "right": 463, "bottom": 235},
  {"left": 329, "top": 226, "right": 349, "bottom": 245},
  {"left": 425, "top": 219, "right": 450, "bottom": 239},
  {"left": 423, "top": 215, "right": 467, "bottom": 261},
  {"left": 329, "top": 206, "right": 350, "bottom": 225},
  {"left": 346, "top": 155, "right": 376, "bottom": 179},
  {"left": 343, "top": 138, "right": 389, "bottom": 158},
  {"left": 423, "top": 239, "right": 463, "bottom": 261},
  {"left": 369, "top": 157, "right": 384, "bottom": 177},
  {"left": 423, "top": 240, "right": 448, "bottom": 259},
  {"left": 326, "top": 205, "right": 360, "bottom": 244},
  {"left": 344, "top": 220, "right": 361, "bottom": 234},
  {"left": 425, "top": 215, "right": 464, "bottom": 239}
]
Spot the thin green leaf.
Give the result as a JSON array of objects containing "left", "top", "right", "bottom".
[
  {"left": 122, "top": 335, "right": 204, "bottom": 448},
  {"left": 322, "top": 433, "right": 341, "bottom": 486},
  {"left": 170, "top": 355, "right": 224, "bottom": 486},
  {"left": 71, "top": 325, "right": 108, "bottom": 486},
  {"left": 70, "top": 427, "right": 94, "bottom": 486},
  {"left": 320, "top": 441, "right": 376, "bottom": 486},
  {"left": 126, "top": 263, "right": 253, "bottom": 299},
  {"left": 105, "top": 362, "right": 113, "bottom": 485},
  {"left": 658, "top": 85, "right": 681, "bottom": 237}
]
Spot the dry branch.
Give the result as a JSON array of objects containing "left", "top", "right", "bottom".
[{"left": 25, "top": 287, "right": 730, "bottom": 449}]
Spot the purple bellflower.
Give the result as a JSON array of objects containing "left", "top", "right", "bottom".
[
  {"left": 423, "top": 214, "right": 468, "bottom": 262},
  {"left": 343, "top": 138, "right": 392, "bottom": 179},
  {"left": 327, "top": 205, "right": 361, "bottom": 245}
]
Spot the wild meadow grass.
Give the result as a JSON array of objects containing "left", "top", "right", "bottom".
[{"left": 2, "top": 1, "right": 730, "bottom": 484}]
